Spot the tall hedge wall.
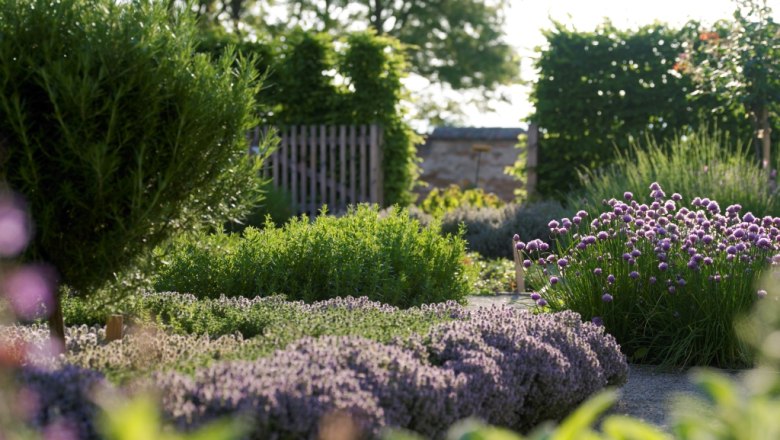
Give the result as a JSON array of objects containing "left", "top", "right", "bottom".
[{"left": 530, "top": 21, "right": 758, "bottom": 198}]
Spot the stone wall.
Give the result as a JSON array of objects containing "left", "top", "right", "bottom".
[{"left": 415, "top": 137, "right": 523, "bottom": 202}]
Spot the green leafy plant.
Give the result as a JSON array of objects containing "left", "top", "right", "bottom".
[
  {"left": 420, "top": 185, "right": 505, "bottom": 218},
  {"left": 0, "top": 0, "right": 268, "bottom": 338},
  {"left": 573, "top": 128, "right": 780, "bottom": 218},
  {"left": 154, "top": 205, "right": 471, "bottom": 307}
]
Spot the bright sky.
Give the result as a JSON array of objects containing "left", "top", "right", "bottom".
[{"left": 434, "top": 0, "right": 780, "bottom": 129}]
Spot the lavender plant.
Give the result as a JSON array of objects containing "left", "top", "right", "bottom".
[
  {"left": 517, "top": 182, "right": 780, "bottom": 368},
  {"left": 154, "top": 306, "right": 626, "bottom": 438}
]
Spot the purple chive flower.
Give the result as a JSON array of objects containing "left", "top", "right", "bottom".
[
  {"left": 576, "top": 210, "right": 589, "bottom": 218},
  {"left": 757, "top": 237, "right": 771, "bottom": 248},
  {"left": 629, "top": 271, "right": 639, "bottom": 279},
  {"left": 672, "top": 193, "right": 682, "bottom": 201},
  {"left": 526, "top": 241, "right": 539, "bottom": 251},
  {"left": 668, "top": 286, "right": 676, "bottom": 294},
  {"left": 540, "top": 243, "right": 550, "bottom": 251},
  {"left": 726, "top": 246, "right": 737, "bottom": 255},
  {"left": 593, "top": 267, "right": 603, "bottom": 275},
  {"left": 573, "top": 216, "right": 582, "bottom": 225},
  {"left": 530, "top": 292, "right": 541, "bottom": 301},
  {"left": 597, "top": 231, "right": 609, "bottom": 240},
  {"left": 591, "top": 316, "right": 604, "bottom": 326},
  {"left": 548, "top": 220, "right": 560, "bottom": 229},
  {"left": 622, "top": 214, "right": 632, "bottom": 223},
  {"left": 703, "top": 257, "right": 713, "bottom": 265},
  {"left": 549, "top": 276, "right": 559, "bottom": 285},
  {"left": 557, "top": 258, "right": 568, "bottom": 268},
  {"left": 649, "top": 276, "right": 657, "bottom": 284},
  {"left": 677, "top": 278, "right": 687, "bottom": 286},
  {"left": 523, "top": 259, "right": 532, "bottom": 268},
  {"left": 687, "top": 260, "right": 698, "bottom": 270},
  {"left": 649, "top": 182, "right": 661, "bottom": 191},
  {"left": 744, "top": 213, "right": 756, "bottom": 223},
  {"left": 515, "top": 242, "right": 526, "bottom": 251},
  {"left": 513, "top": 234, "right": 520, "bottom": 242},
  {"left": 537, "top": 298, "right": 548, "bottom": 307},
  {"left": 622, "top": 253, "right": 631, "bottom": 261},
  {"left": 601, "top": 293, "right": 613, "bottom": 302},
  {"left": 658, "top": 262, "right": 668, "bottom": 271},
  {"left": 624, "top": 191, "right": 633, "bottom": 200},
  {"left": 607, "top": 274, "right": 615, "bottom": 284},
  {"left": 757, "top": 289, "right": 767, "bottom": 299},
  {"left": 631, "top": 249, "right": 642, "bottom": 257},
  {"left": 734, "top": 229, "right": 746, "bottom": 238}
]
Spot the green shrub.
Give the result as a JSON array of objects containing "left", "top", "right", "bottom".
[
  {"left": 419, "top": 185, "right": 505, "bottom": 217},
  {"left": 225, "top": 181, "right": 296, "bottom": 232},
  {"left": 526, "top": 183, "right": 779, "bottom": 368},
  {"left": 0, "top": 0, "right": 266, "bottom": 301},
  {"left": 441, "top": 201, "right": 572, "bottom": 259},
  {"left": 153, "top": 205, "right": 471, "bottom": 307},
  {"left": 572, "top": 128, "right": 780, "bottom": 217}
]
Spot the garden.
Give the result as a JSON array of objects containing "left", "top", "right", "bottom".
[{"left": 1, "top": 0, "right": 780, "bottom": 439}]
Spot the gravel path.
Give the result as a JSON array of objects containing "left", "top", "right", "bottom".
[{"left": 465, "top": 294, "right": 720, "bottom": 430}]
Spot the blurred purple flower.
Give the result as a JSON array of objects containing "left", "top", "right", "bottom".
[
  {"left": 513, "top": 234, "right": 520, "bottom": 242},
  {"left": 530, "top": 292, "right": 541, "bottom": 301},
  {"left": 629, "top": 271, "right": 639, "bottom": 279},
  {"left": 668, "top": 286, "right": 676, "bottom": 294},
  {"left": 601, "top": 293, "right": 613, "bottom": 303},
  {"left": 548, "top": 220, "right": 559, "bottom": 229},
  {"left": 597, "top": 231, "right": 609, "bottom": 241},
  {"left": 0, "top": 194, "right": 30, "bottom": 257},
  {"left": 658, "top": 262, "right": 668, "bottom": 271},
  {"left": 2, "top": 265, "right": 57, "bottom": 320},
  {"left": 591, "top": 316, "right": 604, "bottom": 326},
  {"left": 623, "top": 192, "right": 633, "bottom": 200},
  {"left": 549, "top": 276, "right": 559, "bottom": 285},
  {"left": 536, "top": 298, "right": 548, "bottom": 307},
  {"left": 607, "top": 275, "right": 615, "bottom": 284},
  {"left": 523, "top": 259, "right": 532, "bottom": 268},
  {"left": 576, "top": 210, "right": 588, "bottom": 218},
  {"left": 757, "top": 289, "right": 767, "bottom": 299},
  {"left": 540, "top": 243, "right": 550, "bottom": 252},
  {"left": 649, "top": 276, "right": 657, "bottom": 284},
  {"left": 557, "top": 258, "right": 568, "bottom": 268},
  {"left": 649, "top": 182, "right": 661, "bottom": 191},
  {"left": 671, "top": 193, "right": 682, "bottom": 201},
  {"left": 593, "top": 268, "right": 602, "bottom": 275},
  {"left": 516, "top": 242, "right": 526, "bottom": 251}
]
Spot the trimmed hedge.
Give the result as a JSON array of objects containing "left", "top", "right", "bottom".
[{"left": 153, "top": 205, "right": 471, "bottom": 307}]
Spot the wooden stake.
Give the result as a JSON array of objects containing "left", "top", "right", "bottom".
[
  {"left": 513, "top": 240, "right": 525, "bottom": 293},
  {"left": 106, "top": 314, "right": 123, "bottom": 342}
]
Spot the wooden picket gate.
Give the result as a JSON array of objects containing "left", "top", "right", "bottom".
[{"left": 248, "top": 124, "right": 384, "bottom": 216}]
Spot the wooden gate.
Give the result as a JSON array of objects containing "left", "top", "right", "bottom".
[{"left": 248, "top": 124, "right": 383, "bottom": 216}]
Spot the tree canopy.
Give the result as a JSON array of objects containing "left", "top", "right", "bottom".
[{"left": 193, "top": 0, "right": 520, "bottom": 119}]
